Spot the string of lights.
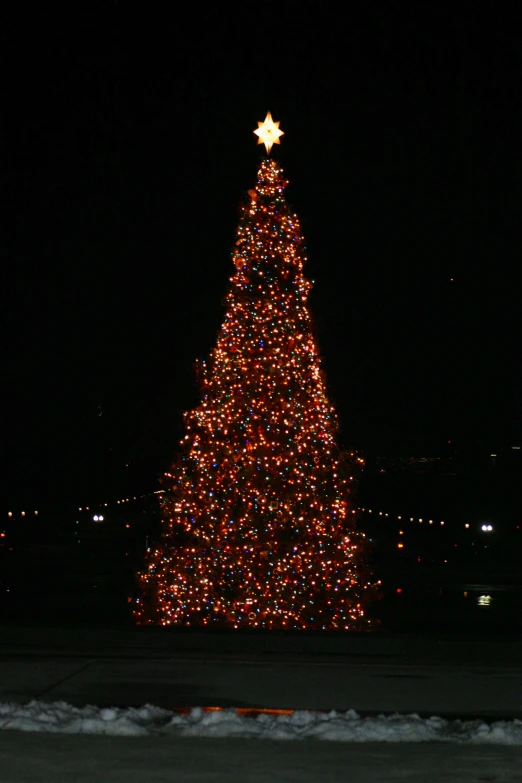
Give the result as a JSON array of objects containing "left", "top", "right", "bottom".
[{"left": 5, "top": 500, "right": 503, "bottom": 537}]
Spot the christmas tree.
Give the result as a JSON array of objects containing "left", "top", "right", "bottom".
[{"left": 136, "top": 113, "right": 378, "bottom": 630}]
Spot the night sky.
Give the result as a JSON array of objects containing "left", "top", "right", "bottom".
[{"left": 5, "top": 3, "right": 520, "bottom": 510}]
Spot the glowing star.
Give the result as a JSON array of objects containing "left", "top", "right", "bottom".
[{"left": 254, "top": 112, "right": 284, "bottom": 153}]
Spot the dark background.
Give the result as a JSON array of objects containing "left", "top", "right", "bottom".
[{"left": 5, "top": 2, "right": 520, "bottom": 512}]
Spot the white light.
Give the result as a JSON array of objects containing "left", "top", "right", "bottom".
[
  {"left": 481, "top": 524, "right": 494, "bottom": 532},
  {"left": 98, "top": 515, "right": 104, "bottom": 522},
  {"left": 478, "top": 595, "right": 492, "bottom": 606},
  {"left": 93, "top": 515, "right": 99, "bottom": 521}
]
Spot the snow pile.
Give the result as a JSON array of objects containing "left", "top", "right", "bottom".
[
  {"left": 0, "top": 701, "right": 521, "bottom": 745},
  {"left": 169, "top": 708, "right": 522, "bottom": 745},
  {"left": 0, "top": 701, "right": 171, "bottom": 737}
]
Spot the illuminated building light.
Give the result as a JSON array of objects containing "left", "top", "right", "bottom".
[
  {"left": 8, "top": 512, "right": 12, "bottom": 517},
  {"left": 397, "top": 542, "right": 404, "bottom": 549},
  {"left": 465, "top": 523, "right": 470, "bottom": 529},
  {"left": 440, "top": 521, "right": 444, "bottom": 525},
  {"left": 21, "top": 512, "right": 25, "bottom": 517}
]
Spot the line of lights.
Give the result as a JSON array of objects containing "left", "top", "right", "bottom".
[
  {"left": 359, "top": 508, "right": 500, "bottom": 533},
  {"left": 5, "top": 491, "right": 164, "bottom": 519},
  {"left": 6, "top": 498, "right": 500, "bottom": 537},
  {"left": 359, "top": 508, "right": 445, "bottom": 526}
]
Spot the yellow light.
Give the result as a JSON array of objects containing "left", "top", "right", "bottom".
[{"left": 254, "top": 112, "right": 284, "bottom": 153}]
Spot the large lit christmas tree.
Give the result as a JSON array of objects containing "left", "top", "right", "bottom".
[{"left": 136, "top": 113, "right": 378, "bottom": 629}]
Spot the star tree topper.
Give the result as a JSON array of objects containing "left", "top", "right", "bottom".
[{"left": 254, "top": 112, "right": 284, "bottom": 153}]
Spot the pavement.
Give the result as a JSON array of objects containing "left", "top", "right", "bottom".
[
  {"left": 1, "top": 627, "right": 521, "bottom": 782},
  {"left": 1, "top": 626, "right": 521, "bottom": 718},
  {"left": 1, "top": 733, "right": 521, "bottom": 783}
]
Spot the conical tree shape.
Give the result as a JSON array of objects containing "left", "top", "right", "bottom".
[{"left": 136, "top": 158, "right": 378, "bottom": 629}]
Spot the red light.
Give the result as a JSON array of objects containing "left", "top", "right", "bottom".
[{"left": 396, "top": 588, "right": 403, "bottom": 594}]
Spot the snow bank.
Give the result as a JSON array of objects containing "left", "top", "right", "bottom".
[{"left": 1, "top": 702, "right": 520, "bottom": 745}]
